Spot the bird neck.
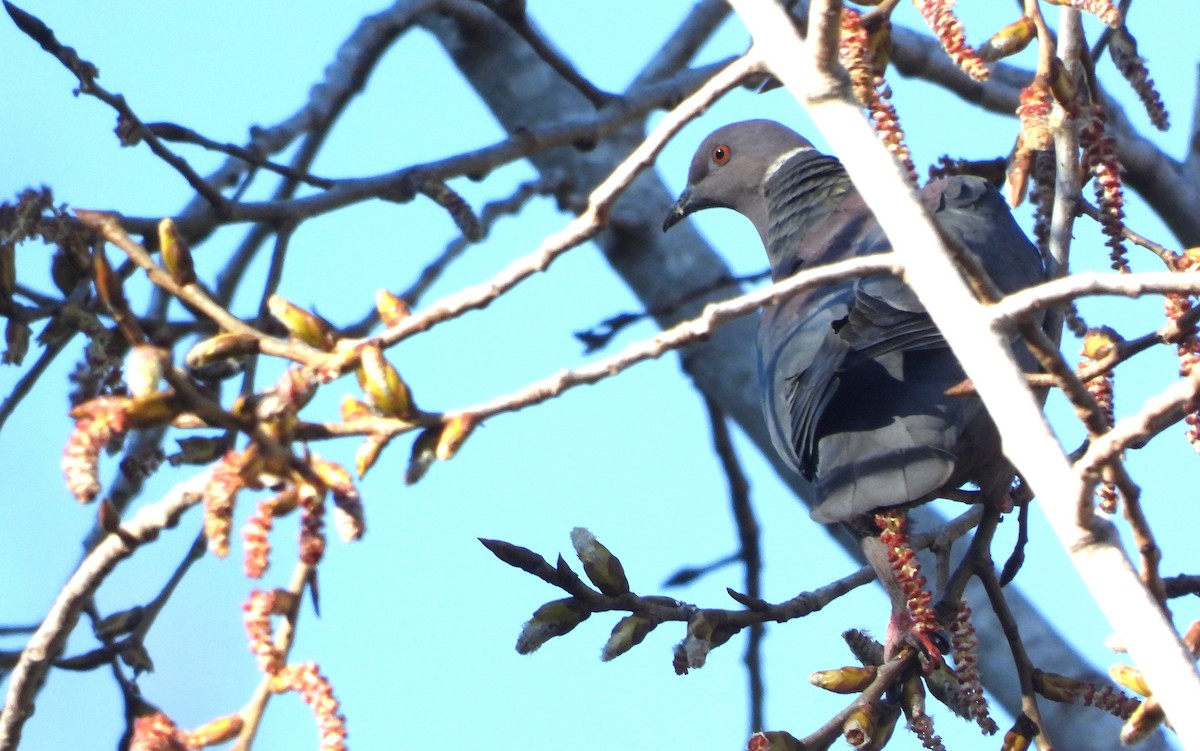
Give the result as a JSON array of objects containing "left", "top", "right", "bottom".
[{"left": 763, "top": 150, "right": 855, "bottom": 278}]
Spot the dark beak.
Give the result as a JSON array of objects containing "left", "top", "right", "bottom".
[{"left": 662, "top": 187, "right": 695, "bottom": 233}]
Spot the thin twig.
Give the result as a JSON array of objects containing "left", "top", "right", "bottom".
[
  {"left": 1078, "top": 365, "right": 1200, "bottom": 476},
  {"left": 1078, "top": 199, "right": 1179, "bottom": 265},
  {"left": 232, "top": 563, "right": 313, "bottom": 751},
  {"left": 2, "top": 3, "right": 228, "bottom": 211},
  {"left": 799, "top": 651, "right": 918, "bottom": 749},
  {"left": 0, "top": 332, "right": 73, "bottom": 431},
  {"left": 980, "top": 557, "right": 1051, "bottom": 750},
  {"left": 575, "top": 269, "right": 772, "bottom": 354},
  {"left": 701, "top": 393, "right": 763, "bottom": 732},
  {"left": 369, "top": 53, "right": 762, "bottom": 350},
  {"left": 444, "top": 254, "right": 899, "bottom": 426},
  {"left": 488, "top": 508, "right": 980, "bottom": 634},
  {"left": 0, "top": 470, "right": 211, "bottom": 751},
  {"left": 483, "top": 4, "right": 614, "bottom": 107},
  {"left": 1110, "top": 464, "right": 1167, "bottom": 611},
  {"left": 344, "top": 174, "right": 571, "bottom": 338},
  {"left": 1088, "top": 0, "right": 1134, "bottom": 61},
  {"left": 113, "top": 59, "right": 736, "bottom": 238},
  {"left": 989, "top": 270, "right": 1200, "bottom": 324},
  {"left": 1163, "top": 575, "right": 1200, "bottom": 599},
  {"left": 143, "top": 122, "right": 335, "bottom": 189},
  {"left": 75, "top": 211, "right": 323, "bottom": 368}
]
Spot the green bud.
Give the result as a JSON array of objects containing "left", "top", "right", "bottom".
[
  {"left": 516, "top": 598, "right": 590, "bottom": 655},
  {"left": 570, "top": 527, "right": 630, "bottom": 597},
  {"left": 601, "top": 615, "right": 657, "bottom": 662}
]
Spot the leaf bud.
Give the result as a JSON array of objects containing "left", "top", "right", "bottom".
[
  {"left": 810, "top": 665, "right": 877, "bottom": 694},
  {"left": 169, "top": 436, "right": 228, "bottom": 466},
  {"left": 601, "top": 615, "right": 657, "bottom": 662},
  {"left": 571, "top": 527, "right": 630, "bottom": 597},
  {"left": 515, "top": 598, "right": 591, "bottom": 654},
  {"left": 1001, "top": 714, "right": 1039, "bottom": 751},
  {"left": 92, "top": 247, "right": 128, "bottom": 314},
  {"left": 1108, "top": 663, "right": 1151, "bottom": 697},
  {"left": 125, "top": 344, "right": 165, "bottom": 398},
  {"left": 340, "top": 394, "right": 373, "bottom": 421},
  {"left": 355, "top": 434, "right": 391, "bottom": 479},
  {"left": 1081, "top": 326, "right": 1121, "bottom": 360},
  {"left": 376, "top": 289, "right": 411, "bottom": 326},
  {"left": 746, "top": 731, "right": 803, "bottom": 751},
  {"left": 185, "top": 332, "right": 258, "bottom": 382},
  {"left": 842, "top": 705, "right": 875, "bottom": 747},
  {"left": 436, "top": 413, "right": 476, "bottom": 460},
  {"left": 185, "top": 714, "right": 245, "bottom": 748},
  {"left": 979, "top": 17, "right": 1035, "bottom": 62},
  {"left": 404, "top": 428, "right": 438, "bottom": 484},
  {"left": 126, "top": 390, "right": 180, "bottom": 428},
  {"left": 1119, "top": 700, "right": 1164, "bottom": 746},
  {"left": 356, "top": 343, "right": 414, "bottom": 418},
  {"left": 158, "top": 217, "right": 196, "bottom": 286},
  {"left": 267, "top": 294, "right": 336, "bottom": 351}
]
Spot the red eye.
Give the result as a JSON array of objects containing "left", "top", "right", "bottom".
[{"left": 711, "top": 144, "right": 731, "bottom": 165}]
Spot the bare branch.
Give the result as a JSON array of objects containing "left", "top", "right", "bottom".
[
  {"left": 1078, "top": 365, "right": 1200, "bottom": 476},
  {"left": 701, "top": 394, "right": 764, "bottom": 732},
  {"left": 989, "top": 270, "right": 1200, "bottom": 326},
  {"left": 232, "top": 563, "right": 314, "bottom": 751},
  {"left": 370, "top": 53, "right": 762, "bottom": 350},
  {"left": 727, "top": 0, "right": 1200, "bottom": 744},
  {"left": 449, "top": 254, "right": 899, "bottom": 424},
  {"left": 0, "top": 470, "right": 210, "bottom": 751},
  {"left": 2, "top": 3, "right": 229, "bottom": 211}
]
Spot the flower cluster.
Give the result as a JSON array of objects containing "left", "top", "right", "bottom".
[
  {"left": 912, "top": 0, "right": 989, "bottom": 82},
  {"left": 128, "top": 712, "right": 186, "bottom": 751},
  {"left": 1009, "top": 79, "right": 1052, "bottom": 205},
  {"left": 242, "top": 498, "right": 277, "bottom": 578},
  {"left": 1080, "top": 105, "right": 1128, "bottom": 272},
  {"left": 271, "top": 663, "right": 349, "bottom": 751},
  {"left": 62, "top": 395, "right": 130, "bottom": 503},
  {"left": 1163, "top": 249, "right": 1200, "bottom": 450},
  {"left": 1027, "top": 149, "right": 1056, "bottom": 254},
  {"left": 902, "top": 674, "right": 946, "bottom": 751},
  {"left": 1035, "top": 669, "right": 1140, "bottom": 719},
  {"left": 203, "top": 450, "right": 253, "bottom": 558},
  {"left": 244, "top": 590, "right": 348, "bottom": 751},
  {"left": 875, "top": 511, "right": 939, "bottom": 656},
  {"left": 839, "top": 8, "right": 916, "bottom": 182},
  {"left": 949, "top": 601, "right": 998, "bottom": 733},
  {"left": 1108, "top": 27, "right": 1168, "bottom": 131}
]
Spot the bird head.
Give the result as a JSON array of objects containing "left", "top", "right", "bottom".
[{"left": 662, "top": 119, "right": 814, "bottom": 240}]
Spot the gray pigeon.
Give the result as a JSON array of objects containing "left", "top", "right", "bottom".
[{"left": 663, "top": 119, "right": 1045, "bottom": 526}]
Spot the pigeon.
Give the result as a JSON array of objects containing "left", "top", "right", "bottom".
[{"left": 663, "top": 120, "right": 1045, "bottom": 655}]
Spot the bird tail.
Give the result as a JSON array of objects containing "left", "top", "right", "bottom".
[{"left": 810, "top": 431, "right": 956, "bottom": 524}]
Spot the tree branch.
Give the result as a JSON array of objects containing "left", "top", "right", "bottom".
[
  {"left": 729, "top": 0, "right": 1200, "bottom": 745},
  {"left": 0, "top": 471, "right": 210, "bottom": 751}
]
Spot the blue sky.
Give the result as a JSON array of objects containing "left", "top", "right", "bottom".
[{"left": 1, "top": 2, "right": 1198, "bottom": 750}]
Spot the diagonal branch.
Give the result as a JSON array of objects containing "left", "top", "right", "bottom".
[
  {"left": 727, "top": 0, "right": 1200, "bottom": 746},
  {"left": 0, "top": 470, "right": 211, "bottom": 751}
]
